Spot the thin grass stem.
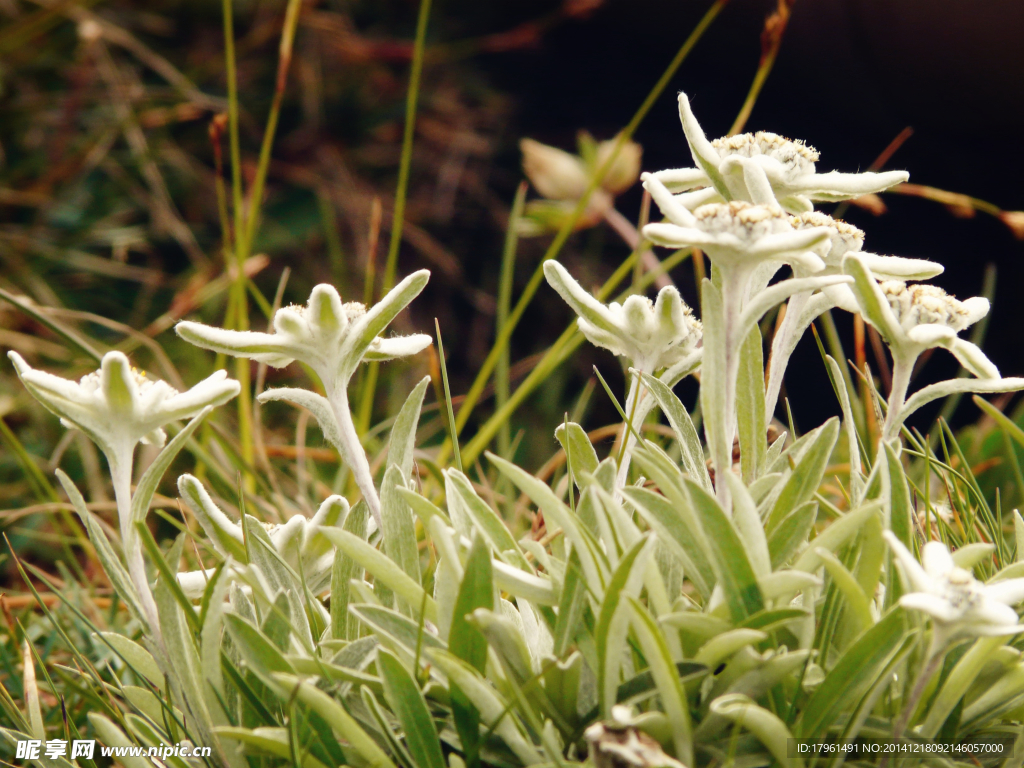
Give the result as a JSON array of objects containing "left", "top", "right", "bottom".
[
  {"left": 447, "top": 0, "right": 725, "bottom": 451},
  {"left": 497, "top": 182, "right": 528, "bottom": 458}
]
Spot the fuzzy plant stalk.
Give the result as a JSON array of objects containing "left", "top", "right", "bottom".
[
  {"left": 176, "top": 271, "right": 431, "bottom": 529},
  {"left": 7, "top": 350, "right": 240, "bottom": 650},
  {"left": 642, "top": 198, "right": 835, "bottom": 506}
]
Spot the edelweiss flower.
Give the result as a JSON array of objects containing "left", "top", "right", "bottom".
[
  {"left": 176, "top": 274, "right": 432, "bottom": 387},
  {"left": 646, "top": 92, "right": 908, "bottom": 214},
  {"left": 176, "top": 474, "right": 348, "bottom": 598},
  {"left": 844, "top": 254, "right": 994, "bottom": 378},
  {"left": 884, "top": 532, "right": 1024, "bottom": 645},
  {"left": 763, "top": 214, "right": 943, "bottom": 421},
  {"left": 519, "top": 133, "right": 642, "bottom": 235},
  {"left": 643, "top": 201, "right": 829, "bottom": 276},
  {"left": 795, "top": 212, "right": 942, "bottom": 281},
  {"left": 845, "top": 253, "right": 1024, "bottom": 440},
  {"left": 8, "top": 350, "right": 239, "bottom": 462},
  {"left": 544, "top": 260, "right": 701, "bottom": 376},
  {"left": 643, "top": 201, "right": 853, "bottom": 505},
  {"left": 176, "top": 274, "right": 431, "bottom": 529},
  {"left": 544, "top": 260, "right": 702, "bottom": 487}
]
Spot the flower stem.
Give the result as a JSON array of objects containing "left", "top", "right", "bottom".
[
  {"left": 884, "top": 354, "right": 915, "bottom": 441},
  {"left": 615, "top": 370, "right": 647, "bottom": 488},
  {"left": 110, "top": 458, "right": 164, "bottom": 652},
  {"left": 440, "top": 0, "right": 725, "bottom": 457},
  {"left": 882, "top": 646, "right": 944, "bottom": 768},
  {"left": 328, "top": 387, "right": 383, "bottom": 529}
]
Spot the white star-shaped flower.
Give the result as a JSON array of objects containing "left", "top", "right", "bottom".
[
  {"left": 176, "top": 474, "right": 348, "bottom": 598},
  {"left": 176, "top": 274, "right": 431, "bottom": 529},
  {"left": 8, "top": 350, "right": 239, "bottom": 462},
  {"left": 885, "top": 531, "right": 1024, "bottom": 645},
  {"left": 845, "top": 253, "right": 1024, "bottom": 440},
  {"left": 844, "top": 254, "right": 994, "bottom": 378},
  {"left": 543, "top": 260, "right": 701, "bottom": 378},
  {"left": 763, "top": 214, "right": 943, "bottom": 420},
  {"left": 642, "top": 200, "right": 830, "bottom": 275},
  {"left": 647, "top": 92, "right": 908, "bottom": 214},
  {"left": 176, "top": 274, "right": 432, "bottom": 388}
]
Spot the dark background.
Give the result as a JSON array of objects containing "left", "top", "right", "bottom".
[{"left": 473, "top": 0, "right": 1024, "bottom": 440}]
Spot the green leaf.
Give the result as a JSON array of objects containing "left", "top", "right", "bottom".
[
  {"left": 596, "top": 536, "right": 653, "bottom": 717},
  {"left": 445, "top": 469, "right": 531, "bottom": 571},
  {"left": 96, "top": 632, "right": 163, "bottom": 691},
  {"left": 177, "top": 474, "right": 246, "bottom": 561},
  {"left": 260, "top": 591, "right": 293, "bottom": 651},
  {"left": 271, "top": 673, "right": 398, "bottom": 768},
  {"left": 555, "top": 421, "right": 599, "bottom": 482},
  {"left": 553, "top": 547, "right": 587, "bottom": 657},
  {"left": 56, "top": 470, "right": 147, "bottom": 627},
  {"left": 389, "top": 375, "right": 430, "bottom": 481},
  {"left": 88, "top": 714, "right": 151, "bottom": 768},
  {"left": 425, "top": 649, "right": 543, "bottom": 765},
  {"left": 396, "top": 487, "right": 452, "bottom": 529},
  {"left": 694, "top": 629, "right": 767, "bottom": 669},
  {"left": 377, "top": 649, "right": 445, "bottom": 768},
  {"left": 488, "top": 452, "right": 609, "bottom": 596},
  {"left": 683, "top": 478, "right": 764, "bottom": 622},
  {"left": 710, "top": 694, "right": 802, "bottom": 768},
  {"left": 724, "top": 473, "right": 771, "bottom": 578},
  {"left": 961, "top": 661, "right": 1024, "bottom": 730},
  {"left": 450, "top": 534, "right": 494, "bottom": 672},
  {"left": 797, "top": 608, "right": 907, "bottom": 739},
  {"left": 921, "top": 636, "right": 1005, "bottom": 737},
  {"left": 736, "top": 324, "right": 766, "bottom": 484},
  {"left": 217, "top": 727, "right": 330, "bottom": 768},
  {"left": 242, "top": 515, "right": 313, "bottom": 646},
  {"left": 792, "top": 502, "right": 881, "bottom": 573},
  {"left": 136, "top": 525, "right": 200, "bottom": 633},
  {"left": 767, "top": 500, "right": 817, "bottom": 569},
  {"left": 698, "top": 278, "right": 730, "bottom": 486},
  {"left": 766, "top": 417, "right": 839, "bottom": 532},
  {"left": 258, "top": 388, "right": 346, "bottom": 451},
  {"left": 627, "top": 597, "right": 693, "bottom": 766},
  {"left": 153, "top": 569, "right": 220, "bottom": 758},
  {"left": 224, "top": 613, "right": 294, "bottom": 688},
  {"left": 381, "top": 464, "right": 421, "bottom": 592},
  {"left": 331, "top": 500, "right": 368, "bottom": 640},
  {"left": 816, "top": 549, "right": 873, "bottom": 635},
  {"left": 883, "top": 441, "right": 913, "bottom": 550},
  {"left": 621, "top": 483, "right": 713, "bottom": 598},
  {"left": 320, "top": 528, "right": 438, "bottom": 623},
  {"left": 348, "top": 604, "right": 445, "bottom": 662},
  {"left": 131, "top": 408, "right": 211, "bottom": 527},
  {"left": 637, "top": 372, "right": 712, "bottom": 493},
  {"left": 449, "top": 534, "right": 493, "bottom": 766},
  {"left": 21, "top": 640, "right": 43, "bottom": 740},
  {"left": 826, "top": 355, "right": 863, "bottom": 498}
]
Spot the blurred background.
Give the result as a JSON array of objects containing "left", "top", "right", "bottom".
[{"left": 2, "top": 0, "right": 1023, "bottom": 571}]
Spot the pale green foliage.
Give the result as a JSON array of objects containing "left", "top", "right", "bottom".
[{"left": 10, "top": 74, "right": 1024, "bottom": 768}]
